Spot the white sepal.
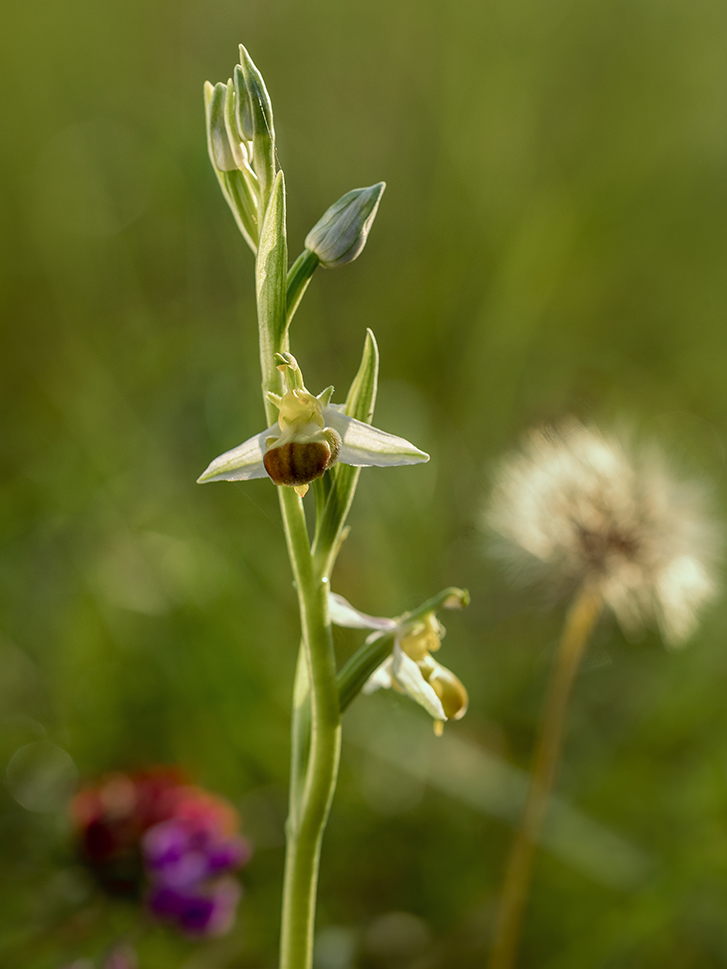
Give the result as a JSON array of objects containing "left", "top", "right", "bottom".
[
  {"left": 363, "top": 657, "right": 394, "bottom": 694},
  {"left": 323, "top": 407, "right": 429, "bottom": 467},
  {"left": 328, "top": 592, "right": 398, "bottom": 631},
  {"left": 197, "top": 425, "right": 277, "bottom": 483}
]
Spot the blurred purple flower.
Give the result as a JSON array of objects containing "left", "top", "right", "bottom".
[
  {"left": 147, "top": 876, "right": 241, "bottom": 936},
  {"left": 142, "top": 808, "right": 249, "bottom": 936},
  {"left": 72, "top": 766, "right": 251, "bottom": 938},
  {"left": 143, "top": 815, "right": 248, "bottom": 887}
]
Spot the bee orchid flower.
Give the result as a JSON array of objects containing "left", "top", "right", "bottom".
[
  {"left": 329, "top": 592, "right": 469, "bottom": 735},
  {"left": 198, "top": 356, "right": 429, "bottom": 494}
]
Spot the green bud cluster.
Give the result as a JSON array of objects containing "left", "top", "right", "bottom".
[
  {"left": 205, "top": 48, "right": 386, "bottom": 303},
  {"left": 204, "top": 45, "right": 277, "bottom": 251}
]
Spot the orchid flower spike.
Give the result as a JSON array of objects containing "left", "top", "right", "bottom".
[
  {"left": 330, "top": 591, "right": 469, "bottom": 736},
  {"left": 198, "top": 355, "right": 429, "bottom": 496}
]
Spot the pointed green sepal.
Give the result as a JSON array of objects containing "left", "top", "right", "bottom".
[{"left": 221, "top": 170, "right": 259, "bottom": 251}]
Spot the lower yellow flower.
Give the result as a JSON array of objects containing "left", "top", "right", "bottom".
[{"left": 329, "top": 594, "right": 468, "bottom": 734}]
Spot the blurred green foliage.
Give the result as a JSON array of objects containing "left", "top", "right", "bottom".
[{"left": 2, "top": 0, "right": 727, "bottom": 965}]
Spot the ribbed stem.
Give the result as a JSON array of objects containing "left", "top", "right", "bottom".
[
  {"left": 277, "top": 487, "right": 341, "bottom": 969},
  {"left": 488, "top": 586, "right": 602, "bottom": 969}
]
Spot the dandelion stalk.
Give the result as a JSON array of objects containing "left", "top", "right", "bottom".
[
  {"left": 486, "top": 420, "right": 718, "bottom": 966},
  {"left": 489, "top": 586, "right": 602, "bottom": 969}
]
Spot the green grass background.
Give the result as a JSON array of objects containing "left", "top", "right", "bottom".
[{"left": 2, "top": 0, "right": 727, "bottom": 965}]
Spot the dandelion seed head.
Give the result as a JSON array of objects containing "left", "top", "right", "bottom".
[{"left": 486, "top": 419, "right": 720, "bottom": 645}]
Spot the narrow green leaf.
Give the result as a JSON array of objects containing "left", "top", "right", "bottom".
[
  {"left": 256, "top": 170, "right": 288, "bottom": 401},
  {"left": 288, "top": 643, "right": 311, "bottom": 831},
  {"left": 313, "top": 472, "right": 333, "bottom": 521},
  {"left": 313, "top": 329, "right": 379, "bottom": 577},
  {"left": 343, "top": 327, "right": 379, "bottom": 423},
  {"left": 337, "top": 632, "right": 395, "bottom": 713}
]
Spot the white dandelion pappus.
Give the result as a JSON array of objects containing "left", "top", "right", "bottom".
[{"left": 486, "top": 420, "right": 720, "bottom": 646}]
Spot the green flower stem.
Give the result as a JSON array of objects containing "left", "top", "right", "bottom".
[
  {"left": 287, "top": 248, "right": 320, "bottom": 325},
  {"left": 287, "top": 643, "right": 311, "bottom": 834},
  {"left": 488, "top": 585, "right": 602, "bottom": 969},
  {"left": 254, "top": 181, "right": 341, "bottom": 969},
  {"left": 277, "top": 486, "right": 341, "bottom": 969}
]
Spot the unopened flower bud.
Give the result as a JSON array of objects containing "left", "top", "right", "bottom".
[
  {"left": 206, "top": 81, "right": 238, "bottom": 172},
  {"left": 237, "top": 45, "right": 276, "bottom": 203},
  {"left": 305, "top": 183, "right": 385, "bottom": 268},
  {"left": 233, "top": 64, "right": 254, "bottom": 142},
  {"left": 224, "top": 80, "right": 252, "bottom": 172}
]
